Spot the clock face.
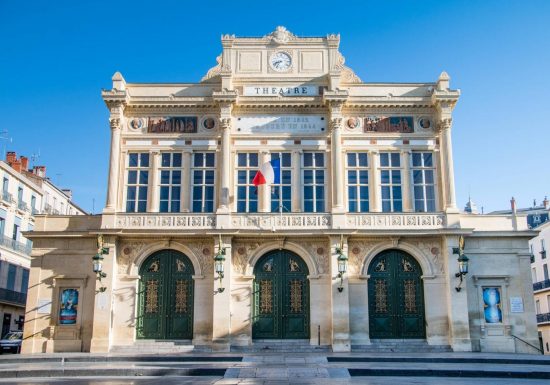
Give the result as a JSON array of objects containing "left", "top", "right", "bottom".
[{"left": 270, "top": 52, "right": 292, "bottom": 72}]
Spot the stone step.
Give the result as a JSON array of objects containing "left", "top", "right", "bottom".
[{"left": 352, "top": 343, "right": 452, "bottom": 353}]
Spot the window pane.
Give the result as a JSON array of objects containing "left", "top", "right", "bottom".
[
  {"left": 304, "top": 186, "right": 313, "bottom": 199},
  {"left": 316, "top": 186, "right": 324, "bottom": 200},
  {"left": 380, "top": 153, "right": 389, "bottom": 167},
  {"left": 359, "top": 170, "right": 369, "bottom": 184},
  {"left": 249, "top": 153, "right": 258, "bottom": 167},
  {"left": 159, "top": 201, "right": 169, "bottom": 213},
  {"left": 347, "top": 153, "right": 356, "bottom": 167},
  {"left": 426, "top": 200, "right": 436, "bottom": 212},
  {"left": 237, "top": 186, "right": 247, "bottom": 199},
  {"left": 195, "top": 153, "right": 204, "bottom": 167},
  {"left": 193, "top": 201, "right": 203, "bottom": 212},
  {"left": 316, "top": 199, "right": 324, "bottom": 212},
  {"left": 172, "top": 171, "right": 181, "bottom": 184},
  {"left": 205, "top": 170, "right": 215, "bottom": 184},
  {"left": 415, "top": 200, "right": 425, "bottom": 212},
  {"left": 348, "top": 171, "right": 357, "bottom": 184},
  {"left": 137, "top": 201, "right": 147, "bottom": 212},
  {"left": 381, "top": 186, "right": 390, "bottom": 199},
  {"left": 303, "top": 153, "right": 312, "bottom": 167},
  {"left": 282, "top": 153, "right": 291, "bottom": 167},
  {"left": 160, "top": 186, "right": 169, "bottom": 200},
  {"left": 423, "top": 153, "right": 433, "bottom": 167},
  {"left": 348, "top": 187, "right": 357, "bottom": 199},
  {"left": 127, "top": 187, "right": 136, "bottom": 200},
  {"left": 205, "top": 186, "right": 214, "bottom": 200},
  {"left": 129, "top": 153, "right": 138, "bottom": 167},
  {"left": 237, "top": 153, "right": 247, "bottom": 167},
  {"left": 194, "top": 171, "right": 203, "bottom": 184},
  {"left": 282, "top": 186, "right": 291, "bottom": 200},
  {"left": 138, "top": 186, "right": 148, "bottom": 199},
  {"left": 425, "top": 170, "right": 434, "bottom": 184},
  {"left": 126, "top": 200, "right": 134, "bottom": 212},
  {"left": 205, "top": 153, "right": 215, "bottom": 167},
  {"left": 139, "top": 171, "right": 149, "bottom": 184},
  {"left": 140, "top": 153, "right": 149, "bottom": 167},
  {"left": 360, "top": 200, "right": 369, "bottom": 212},
  {"left": 412, "top": 153, "right": 422, "bottom": 167},
  {"left": 426, "top": 186, "right": 435, "bottom": 199},
  {"left": 192, "top": 186, "right": 202, "bottom": 201},
  {"left": 315, "top": 153, "right": 324, "bottom": 167},
  {"left": 161, "top": 171, "right": 170, "bottom": 184},
  {"left": 381, "top": 171, "right": 390, "bottom": 184},
  {"left": 237, "top": 201, "right": 246, "bottom": 213},
  {"left": 393, "top": 200, "right": 402, "bottom": 212},
  {"left": 304, "top": 201, "right": 313, "bottom": 213},
  {"left": 171, "top": 201, "right": 180, "bottom": 212},
  {"left": 391, "top": 170, "right": 401, "bottom": 184},
  {"left": 282, "top": 170, "right": 291, "bottom": 184},
  {"left": 391, "top": 153, "right": 400, "bottom": 167},
  {"left": 172, "top": 186, "right": 181, "bottom": 198},
  {"left": 173, "top": 153, "right": 182, "bottom": 167},
  {"left": 128, "top": 171, "right": 137, "bottom": 184},
  {"left": 205, "top": 201, "right": 214, "bottom": 213},
  {"left": 349, "top": 200, "right": 357, "bottom": 212},
  {"left": 392, "top": 186, "right": 402, "bottom": 200},
  {"left": 249, "top": 200, "right": 258, "bottom": 212},
  {"left": 358, "top": 153, "right": 368, "bottom": 167},
  {"left": 413, "top": 170, "right": 423, "bottom": 184},
  {"left": 304, "top": 170, "right": 313, "bottom": 184},
  {"left": 414, "top": 186, "right": 424, "bottom": 199},
  {"left": 382, "top": 201, "right": 391, "bottom": 212},
  {"left": 359, "top": 186, "right": 369, "bottom": 199},
  {"left": 161, "top": 153, "right": 171, "bottom": 167},
  {"left": 316, "top": 170, "right": 324, "bottom": 184},
  {"left": 238, "top": 171, "right": 247, "bottom": 184}
]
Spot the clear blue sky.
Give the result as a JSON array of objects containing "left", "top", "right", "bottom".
[{"left": 1, "top": 0, "right": 548, "bottom": 213}]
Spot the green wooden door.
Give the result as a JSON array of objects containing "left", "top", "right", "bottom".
[
  {"left": 137, "top": 250, "right": 194, "bottom": 339},
  {"left": 253, "top": 250, "right": 309, "bottom": 339},
  {"left": 368, "top": 249, "right": 425, "bottom": 339}
]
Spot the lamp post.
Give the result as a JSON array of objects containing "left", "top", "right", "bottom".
[
  {"left": 93, "top": 235, "right": 109, "bottom": 293},
  {"left": 214, "top": 235, "right": 226, "bottom": 293},
  {"left": 336, "top": 236, "right": 348, "bottom": 293},
  {"left": 453, "top": 236, "right": 469, "bottom": 292}
]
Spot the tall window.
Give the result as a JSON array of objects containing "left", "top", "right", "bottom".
[
  {"left": 542, "top": 239, "right": 547, "bottom": 259},
  {"left": 2, "top": 177, "right": 8, "bottom": 194},
  {"left": 380, "top": 152, "right": 402, "bottom": 212},
  {"left": 270, "top": 152, "right": 291, "bottom": 213},
  {"left": 17, "top": 187, "right": 23, "bottom": 203},
  {"left": 236, "top": 153, "right": 258, "bottom": 213},
  {"left": 544, "top": 264, "right": 549, "bottom": 281},
  {"left": 192, "top": 153, "right": 215, "bottom": 213},
  {"left": 346, "top": 152, "right": 369, "bottom": 212},
  {"left": 159, "top": 152, "right": 182, "bottom": 213},
  {"left": 412, "top": 152, "right": 436, "bottom": 212},
  {"left": 12, "top": 217, "right": 21, "bottom": 241},
  {"left": 7, "top": 264, "right": 16, "bottom": 291},
  {"left": 0, "top": 209, "right": 5, "bottom": 237},
  {"left": 303, "top": 152, "right": 325, "bottom": 213},
  {"left": 21, "top": 269, "right": 29, "bottom": 294},
  {"left": 126, "top": 153, "right": 149, "bottom": 213},
  {"left": 31, "top": 195, "right": 36, "bottom": 214}
]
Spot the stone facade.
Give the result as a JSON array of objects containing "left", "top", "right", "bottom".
[{"left": 22, "top": 27, "right": 538, "bottom": 354}]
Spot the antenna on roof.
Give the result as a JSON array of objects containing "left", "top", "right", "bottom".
[{"left": 31, "top": 149, "right": 41, "bottom": 168}]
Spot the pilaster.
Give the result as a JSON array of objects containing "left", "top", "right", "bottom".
[
  {"left": 104, "top": 112, "right": 123, "bottom": 213},
  {"left": 330, "top": 235, "right": 351, "bottom": 352},
  {"left": 401, "top": 150, "right": 413, "bottom": 212},
  {"left": 212, "top": 235, "right": 232, "bottom": 351},
  {"left": 259, "top": 150, "right": 271, "bottom": 212},
  {"left": 148, "top": 151, "right": 160, "bottom": 212},
  {"left": 181, "top": 149, "right": 192, "bottom": 212},
  {"left": 369, "top": 150, "right": 381, "bottom": 212},
  {"left": 291, "top": 149, "right": 302, "bottom": 212}
]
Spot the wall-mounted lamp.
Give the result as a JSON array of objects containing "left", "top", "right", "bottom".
[
  {"left": 93, "top": 235, "right": 109, "bottom": 293},
  {"left": 452, "top": 236, "right": 469, "bottom": 292},
  {"left": 214, "top": 235, "right": 226, "bottom": 293},
  {"left": 336, "top": 235, "right": 348, "bottom": 293}
]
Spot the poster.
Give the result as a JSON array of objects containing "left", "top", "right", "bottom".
[{"left": 59, "top": 288, "right": 79, "bottom": 325}]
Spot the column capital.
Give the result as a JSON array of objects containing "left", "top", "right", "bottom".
[
  {"left": 109, "top": 118, "right": 121, "bottom": 130},
  {"left": 437, "top": 118, "right": 452, "bottom": 132},
  {"left": 329, "top": 117, "right": 343, "bottom": 132},
  {"left": 219, "top": 117, "right": 232, "bottom": 130}
]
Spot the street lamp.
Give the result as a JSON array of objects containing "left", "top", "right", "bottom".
[
  {"left": 93, "top": 235, "right": 108, "bottom": 293},
  {"left": 336, "top": 236, "right": 348, "bottom": 293},
  {"left": 453, "top": 236, "right": 469, "bottom": 292},
  {"left": 214, "top": 235, "right": 226, "bottom": 293}
]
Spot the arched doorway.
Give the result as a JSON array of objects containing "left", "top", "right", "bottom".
[
  {"left": 137, "top": 249, "right": 194, "bottom": 339},
  {"left": 368, "top": 249, "right": 426, "bottom": 339},
  {"left": 253, "top": 249, "right": 310, "bottom": 339}
]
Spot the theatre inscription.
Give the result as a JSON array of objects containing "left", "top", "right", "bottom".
[
  {"left": 236, "top": 116, "right": 325, "bottom": 134},
  {"left": 243, "top": 86, "right": 319, "bottom": 96}
]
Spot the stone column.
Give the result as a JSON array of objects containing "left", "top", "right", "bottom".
[
  {"left": 433, "top": 149, "right": 444, "bottom": 212},
  {"left": 90, "top": 236, "right": 116, "bottom": 353},
  {"left": 217, "top": 118, "right": 232, "bottom": 213},
  {"left": 443, "top": 235, "right": 472, "bottom": 351},
  {"left": 330, "top": 118, "right": 345, "bottom": 213},
  {"left": 291, "top": 149, "right": 302, "bottom": 212},
  {"left": 212, "top": 235, "right": 232, "bottom": 351},
  {"left": 181, "top": 149, "right": 192, "bottom": 212},
  {"left": 330, "top": 235, "right": 351, "bottom": 352},
  {"left": 439, "top": 119, "right": 458, "bottom": 211},
  {"left": 369, "top": 150, "right": 381, "bottom": 212},
  {"left": 259, "top": 150, "right": 270, "bottom": 213},
  {"left": 105, "top": 117, "right": 122, "bottom": 212},
  {"left": 401, "top": 150, "right": 413, "bottom": 212},
  {"left": 148, "top": 151, "right": 160, "bottom": 212}
]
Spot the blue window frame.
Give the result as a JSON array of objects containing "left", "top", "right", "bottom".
[
  {"left": 380, "top": 152, "right": 402, "bottom": 212},
  {"left": 126, "top": 153, "right": 149, "bottom": 213},
  {"left": 192, "top": 152, "right": 215, "bottom": 213},
  {"left": 303, "top": 152, "right": 325, "bottom": 213},
  {"left": 347, "top": 152, "right": 369, "bottom": 212}
]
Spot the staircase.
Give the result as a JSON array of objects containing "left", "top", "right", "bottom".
[
  {"left": 110, "top": 340, "right": 195, "bottom": 354},
  {"left": 353, "top": 339, "right": 452, "bottom": 353},
  {"left": 231, "top": 339, "right": 330, "bottom": 353}
]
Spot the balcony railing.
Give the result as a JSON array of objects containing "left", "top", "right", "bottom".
[
  {"left": 536, "top": 312, "right": 550, "bottom": 324},
  {"left": 17, "top": 201, "right": 29, "bottom": 212},
  {"left": 0, "top": 288, "right": 27, "bottom": 307},
  {"left": 0, "top": 235, "right": 31, "bottom": 255},
  {"left": 533, "top": 279, "right": 550, "bottom": 292},
  {"left": 31, "top": 207, "right": 39, "bottom": 215},
  {"left": 115, "top": 213, "right": 217, "bottom": 229},
  {"left": 531, "top": 254, "right": 535, "bottom": 264},
  {"left": 1, "top": 191, "right": 14, "bottom": 204}
]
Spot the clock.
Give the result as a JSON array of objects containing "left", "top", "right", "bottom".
[{"left": 270, "top": 51, "right": 292, "bottom": 72}]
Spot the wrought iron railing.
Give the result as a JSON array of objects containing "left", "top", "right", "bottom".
[
  {"left": 17, "top": 201, "right": 29, "bottom": 212},
  {"left": 537, "top": 312, "right": 550, "bottom": 324},
  {"left": 533, "top": 279, "right": 550, "bottom": 291},
  {"left": 0, "top": 288, "right": 27, "bottom": 307},
  {"left": 510, "top": 334, "right": 543, "bottom": 354},
  {"left": 0, "top": 235, "right": 31, "bottom": 255},
  {"left": 1, "top": 191, "right": 14, "bottom": 204}
]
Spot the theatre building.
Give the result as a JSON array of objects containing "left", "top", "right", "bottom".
[{"left": 22, "top": 27, "right": 538, "bottom": 354}]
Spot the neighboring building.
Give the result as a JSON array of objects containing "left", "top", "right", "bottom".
[
  {"left": 530, "top": 220, "right": 550, "bottom": 354},
  {"left": 0, "top": 152, "right": 85, "bottom": 337},
  {"left": 23, "top": 28, "right": 538, "bottom": 354},
  {"left": 490, "top": 197, "right": 550, "bottom": 229}
]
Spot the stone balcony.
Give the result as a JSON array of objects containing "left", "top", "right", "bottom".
[{"left": 108, "top": 212, "right": 445, "bottom": 232}]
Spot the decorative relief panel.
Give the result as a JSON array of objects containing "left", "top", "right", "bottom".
[
  {"left": 231, "top": 214, "right": 330, "bottom": 230},
  {"left": 232, "top": 241, "right": 260, "bottom": 275},
  {"left": 299, "top": 240, "right": 329, "bottom": 275},
  {"left": 187, "top": 241, "right": 214, "bottom": 275},
  {"left": 347, "top": 240, "right": 380, "bottom": 276},
  {"left": 346, "top": 214, "right": 444, "bottom": 230},
  {"left": 115, "top": 215, "right": 216, "bottom": 229},
  {"left": 118, "top": 241, "right": 147, "bottom": 274},
  {"left": 414, "top": 239, "right": 444, "bottom": 274}
]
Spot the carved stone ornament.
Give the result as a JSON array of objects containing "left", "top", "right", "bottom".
[
  {"left": 187, "top": 241, "right": 214, "bottom": 275},
  {"left": 117, "top": 241, "right": 147, "bottom": 274},
  {"left": 265, "top": 26, "right": 296, "bottom": 44},
  {"left": 109, "top": 118, "right": 120, "bottom": 130},
  {"left": 414, "top": 239, "right": 444, "bottom": 274},
  {"left": 300, "top": 240, "right": 329, "bottom": 275},
  {"left": 202, "top": 117, "right": 216, "bottom": 130},
  {"left": 347, "top": 240, "right": 380, "bottom": 276},
  {"left": 437, "top": 118, "right": 452, "bottom": 131},
  {"left": 201, "top": 54, "right": 223, "bottom": 82},
  {"left": 219, "top": 118, "right": 231, "bottom": 130},
  {"left": 232, "top": 242, "right": 260, "bottom": 275},
  {"left": 329, "top": 117, "right": 343, "bottom": 132},
  {"left": 335, "top": 52, "right": 362, "bottom": 83},
  {"left": 129, "top": 118, "right": 144, "bottom": 130},
  {"left": 346, "top": 117, "right": 360, "bottom": 130},
  {"left": 418, "top": 117, "right": 432, "bottom": 131}
]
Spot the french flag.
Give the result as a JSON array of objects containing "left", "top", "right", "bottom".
[{"left": 252, "top": 159, "right": 281, "bottom": 186}]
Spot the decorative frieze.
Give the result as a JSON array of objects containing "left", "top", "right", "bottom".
[
  {"left": 115, "top": 214, "right": 216, "bottom": 229},
  {"left": 231, "top": 214, "right": 331, "bottom": 230},
  {"left": 346, "top": 213, "right": 444, "bottom": 230}
]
